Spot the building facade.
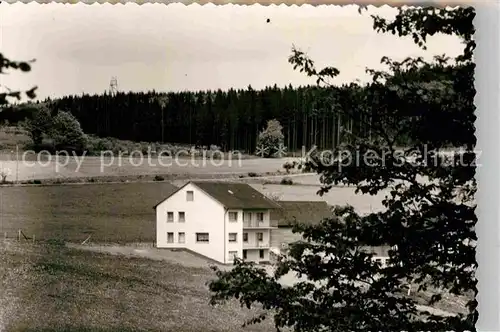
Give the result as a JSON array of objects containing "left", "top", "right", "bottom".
[
  {"left": 154, "top": 181, "right": 281, "bottom": 264},
  {"left": 155, "top": 182, "right": 391, "bottom": 265}
]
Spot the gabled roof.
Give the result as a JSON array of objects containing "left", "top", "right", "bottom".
[
  {"left": 153, "top": 181, "right": 281, "bottom": 210},
  {"left": 191, "top": 181, "right": 282, "bottom": 209},
  {"left": 271, "top": 200, "right": 333, "bottom": 227},
  {"left": 151, "top": 182, "right": 180, "bottom": 208}
]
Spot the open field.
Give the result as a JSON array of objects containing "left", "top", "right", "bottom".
[
  {"left": 0, "top": 182, "right": 178, "bottom": 243},
  {"left": 66, "top": 242, "right": 472, "bottom": 318},
  {"left": 0, "top": 154, "right": 299, "bottom": 182},
  {"left": 0, "top": 126, "right": 302, "bottom": 182},
  {"left": 0, "top": 181, "right": 386, "bottom": 243},
  {"left": 0, "top": 240, "right": 274, "bottom": 332},
  {"left": 0, "top": 240, "right": 468, "bottom": 332},
  {"left": 0, "top": 126, "right": 464, "bottom": 186},
  {"left": 0, "top": 127, "right": 31, "bottom": 152},
  {"left": 250, "top": 183, "right": 387, "bottom": 214}
]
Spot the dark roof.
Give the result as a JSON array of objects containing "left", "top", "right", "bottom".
[
  {"left": 271, "top": 200, "right": 333, "bottom": 227},
  {"left": 152, "top": 182, "right": 180, "bottom": 209},
  {"left": 191, "top": 181, "right": 282, "bottom": 209}
]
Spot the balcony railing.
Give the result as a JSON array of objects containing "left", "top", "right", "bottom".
[
  {"left": 243, "top": 241, "right": 270, "bottom": 248},
  {"left": 243, "top": 221, "right": 276, "bottom": 228}
]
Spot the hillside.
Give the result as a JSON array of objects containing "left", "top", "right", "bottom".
[{"left": 0, "top": 240, "right": 274, "bottom": 332}]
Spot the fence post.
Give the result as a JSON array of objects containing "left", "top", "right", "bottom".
[
  {"left": 18, "top": 229, "right": 21, "bottom": 242},
  {"left": 81, "top": 235, "right": 91, "bottom": 245},
  {"left": 32, "top": 234, "right": 35, "bottom": 244}
]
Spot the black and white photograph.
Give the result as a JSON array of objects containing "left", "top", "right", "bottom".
[{"left": 0, "top": 3, "right": 477, "bottom": 332}]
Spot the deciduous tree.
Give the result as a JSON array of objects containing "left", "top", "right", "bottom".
[
  {"left": 50, "top": 111, "right": 88, "bottom": 153},
  {"left": 22, "top": 106, "right": 53, "bottom": 147},
  {"left": 256, "top": 119, "right": 286, "bottom": 158},
  {"left": 208, "top": 6, "right": 476, "bottom": 332}
]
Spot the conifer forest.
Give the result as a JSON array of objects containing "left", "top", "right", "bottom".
[{"left": 3, "top": 83, "right": 406, "bottom": 153}]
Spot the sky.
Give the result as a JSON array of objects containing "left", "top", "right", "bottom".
[{"left": 0, "top": 3, "right": 464, "bottom": 100}]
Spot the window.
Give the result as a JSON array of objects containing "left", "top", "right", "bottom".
[
  {"left": 167, "top": 232, "right": 174, "bottom": 243},
  {"left": 257, "top": 232, "right": 263, "bottom": 241},
  {"left": 243, "top": 250, "right": 247, "bottom": 259},
  {"left": 256, "top": 212, "right": 264, "bottom": 222},
  {"left": 243, "top": 212, "right": 251, "bottom": 222},
  {"left": 178, "top": 212, "right": 185, "bottom": 222},
  {"left": 259, "top": 249, "right": 264, "bottom": 259},
  {"left": 178, "top": 232, "right": 185, "bottom": 243},
  {"left": 243, "top": 233, "right": 248, "bottom": 242},
  {"left": 186, "top": 191, "right": 194, "bottom": 201},
  {"left": 228, "top": 212, "right": 238, "bottom": 222},
  {"left": 196, "top": 232, "right": 209, "bottom": 243},
  {"left": 228, "top": 233, "right": 237, "bottom": 242},
  {"left": 167, "top": 212, "right": 174, "bottom": 222},
  {"left": 229, "top": 251, "right": 238, "bottom": 260}
]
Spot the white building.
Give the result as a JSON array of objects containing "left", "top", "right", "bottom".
[{"left": 154, "top": 181, "right": 282, "bottom": 264}]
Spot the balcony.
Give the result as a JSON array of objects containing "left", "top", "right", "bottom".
[
  {"left": 243, "top": 221, "right": 276, "bottom": 229},
  {"left": 243, "top": 241, "right": 270, "bottom": 249}
]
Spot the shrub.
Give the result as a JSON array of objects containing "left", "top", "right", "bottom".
[
  {"left": 283, "top": 161, "right": 297, "bottom": 173},
  {"left": 265, "top": 192, "right": 281, "bottom": 201},
  {"left": 247, "top": 172, "right": 258, "bottom": 177},
  {"left": 280, "top": 177, "right": 293, "bottom": 185},
  {"left": 154, "top": 175, "right": 165, "bottom": 182},
  {"left": 0, "top": 169, "right": 9, "bottom": 183},
  {"left": 95, "top": 137, "right": 114, "bottom": 152}
]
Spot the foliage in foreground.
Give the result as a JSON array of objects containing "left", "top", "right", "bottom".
[
  {"left": 209, "top": 6, "right": 476, "bottom": 332},
  {"left": 0, "top": 53, "right": 37, "bottom": 107}
]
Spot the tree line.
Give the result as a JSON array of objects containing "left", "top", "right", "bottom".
[{"left": 2, "top": 82, "right": 408, "bottom": 154}]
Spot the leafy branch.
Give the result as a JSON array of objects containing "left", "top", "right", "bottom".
[{"left": 0, "top": 53, "right": 38, "bottom": 107}]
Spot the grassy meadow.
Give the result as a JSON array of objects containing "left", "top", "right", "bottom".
[
  {"left": 0, "top": 126, "right": 297, "bottom": 184},
  {"left": 0, "top": 241, "right": 272, "bottom": 332},
  {"left": 0, "top": 182, "right": 178, "bottom": 243},
  {"left": 0, "top": 240, "right": 470, "bottom": 332},
  {"left": 0, "top": 179, "right": 389, "bottom": 244}
]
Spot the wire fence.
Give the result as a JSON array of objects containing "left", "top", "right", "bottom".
[
  {"left": 1, "top": 229, "right": 36, "bottom": 243},
  {"left": 1, "top": 230, "right": 158, "bottom": 250}
]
